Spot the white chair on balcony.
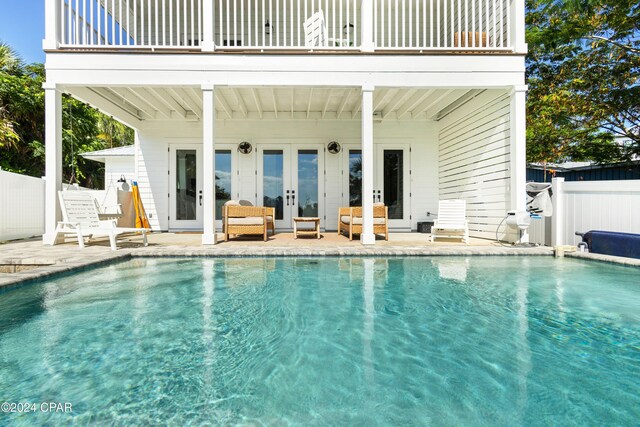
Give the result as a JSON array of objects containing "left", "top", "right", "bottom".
[
  {"left": 430, "top": 199, "right": 469, "bottom": 244},
  {"left": 304, "top": 11, "right": 328, "bottom": 47},
  {"left": 53, "top": 190, "right": 150, "bottom": 250}
]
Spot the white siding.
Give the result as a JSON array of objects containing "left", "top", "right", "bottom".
[
  {"left": 438, "top": 90, "right": 515, "bottom": 240},
  {"left": 136, "top": 118, "right": 437, "bottom": 231},
  {"left": 105, "top": 157, "right": 136, "bottom": 187}
]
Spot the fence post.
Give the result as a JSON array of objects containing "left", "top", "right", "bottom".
[{"left": 551, "top": 177, "right": 564, "bottom": 246}]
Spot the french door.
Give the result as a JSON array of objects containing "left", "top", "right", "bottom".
[
  {"left": 342, "top": 144, "right": 411, "bottom": 230},
  {"left": 257, "top": 144, "right": 324, "bottom": 230},
  {"left": 169, "top": 145, "right": 202, "bottom": 230}
]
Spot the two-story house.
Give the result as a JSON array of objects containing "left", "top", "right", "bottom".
[{"left": 42, "top": 0, "right": 527, "bottom": 245}]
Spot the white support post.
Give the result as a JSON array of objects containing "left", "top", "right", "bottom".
[
  {"left": 360, "top": 0, "right": 374, "bottom": 52},
  {"left": 43, "top": 0, "right": 61, "bottom": 49},
  {"left": 551, "top": 177, "right": 564, "bottom": 246},
  {"left": 509, "top": 84, "right": 528, "bottom": 243},
  {"left": 361, "top": 84, "right": 375, "bottom": 245},
  {"left": 42, "top": 83, "right": 63, "bottom": 245},
  {"left": 510, "top": 0, "right": 526, "bottom": 53},
  {"left": 202, "top": 0, "right": 215, "bottom": 51},
  {"left": 202, "top": 84, "right": 217, "bottom": 245}
]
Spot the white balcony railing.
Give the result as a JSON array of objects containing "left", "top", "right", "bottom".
[{"left": 51, "top": 0, "right": 519, "bottom": 52}]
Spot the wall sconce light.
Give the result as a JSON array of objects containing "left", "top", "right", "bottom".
[
  {"left": 265, "top": 20, "right": 272, "bottom": 35},
  {"left": 343, "top": 23, "right": 354, "bottom": 37},
  {"left": 238, "top": 141, "right": 253, "bottom": 154},
  {"left": 327, "top": 141, "right": 341, "bottom": 154}
]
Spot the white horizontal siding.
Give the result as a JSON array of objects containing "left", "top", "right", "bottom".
[{"left": 438, "top": 90, "right": 514, "bottom": 240}]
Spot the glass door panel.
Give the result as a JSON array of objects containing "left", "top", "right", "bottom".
[
  {"left": 383, "top": 150, "right": 404, "bottom": 220},
  {"left": 169, "top": 145, "right": 202, "bottom": 230},
  {"left": 176, "top": 149, "right": 197, "bottom": 220},
  {"left": 215, "top": 150, "right": 232, "bottom": 220},
  {"left": 262, "top": 150, "right": 285, "bottom": 221},
  {"left": 297, "top": 150, "right": 319, "bottom": 217},
  {"left": 348, "top": 149, "right": 363, "bottom": 207}
]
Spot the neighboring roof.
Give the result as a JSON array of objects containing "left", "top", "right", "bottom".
[{"left": 81, "top": 145, "right": 135, "bottom": 163}]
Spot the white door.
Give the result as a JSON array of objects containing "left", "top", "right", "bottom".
[
  {"left": 375, "top": 145, "right": 411, "bottom": 229},
  {"left": 169, "top": 145, "right": 202, "bottom": 230},
  {"left": 257, "top": 144, "right": 324, "bottom": 230}
]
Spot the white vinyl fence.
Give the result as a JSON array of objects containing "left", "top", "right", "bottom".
[
  {"left": 0, "top": 170, "right": 45, "bottom": 241},
  {"left": 528, "top": 178, "right": 640, "bottom": 246}
]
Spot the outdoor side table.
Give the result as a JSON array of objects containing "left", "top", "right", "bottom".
[{"left": 293, "top": 217, "right": 320, "bottom": 239}]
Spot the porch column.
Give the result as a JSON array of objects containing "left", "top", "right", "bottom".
[
  {"left": 360, "top": 0, "right": 374, "bottom": 52},
  {"left": 361, "top": 85, "right": 376, "bottom": 245},
  {"left": 43, "top": 0, "right": 60, "bottom": 50},
  {"left": 42, "top": 83, "right": 62, "bottom": 245},
  {"left": 510, "top": 85, "right": 528, "bottom": 243},
  {"left": 201, "top": 0, "right": 215, "bottom": 52},
  {"left": 202, "top": 84, "right": 217, "bottom": 245}
]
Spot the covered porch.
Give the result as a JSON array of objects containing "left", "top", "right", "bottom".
[{"left": 42, "top": 80, "right": 527, "bottom": 246}]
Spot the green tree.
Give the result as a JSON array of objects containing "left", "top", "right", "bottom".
[
  {"left": 526, "top": 0, "right": 639, "bottom": 163},
  {"left": 0, "top": 41, "right": 133, "bottom": 187}
]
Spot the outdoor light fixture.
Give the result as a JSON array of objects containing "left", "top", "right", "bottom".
[
  {"left": 238, "top": 141, "right": 253, "bottom": 154},
  {"left": 327, "top": 141, "right": 341, "bottom": 154},
  {"left": 343, "top": 23, "right": 354, "bottom": 37},
  {"left": 265, "top": 20, "right": 272, "bottom": 35}
]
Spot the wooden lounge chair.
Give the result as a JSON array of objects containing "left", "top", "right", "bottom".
[
  {"left": 53, "top": 190, "right": 150, "bottom": 250},
  {"left": 223, "top": 205, "right": 268, "bottom": 241},
  {"left": 338, "top": 205, "right": 389, "bottom": 241},
  {"left": 430, "top": 199, "right": 469, "bottom": 244}
]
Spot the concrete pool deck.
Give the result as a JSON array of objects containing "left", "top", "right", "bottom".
[{"left": 0, "top": 231, "right": 637, "bottom": 289}]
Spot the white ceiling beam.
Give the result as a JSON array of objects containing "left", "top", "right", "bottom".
[
  {"left": 147, "top": 88, "right": 188, "bottom": 119},
  {"left": 168, "top": 87, "right": 202, "bottom": 119},
  {"left": 321, "top": 88, "right": 332, "bottom": 119},
  {"left": 106, "top": 87, "right": 156, "bottom": 119},
  {"left": 306, "top": 88, "right": 313, "bottom": 119},
  {"left": 71, "top": 87, "right": 143, "bottom": 129},
  {"left": 251, "top": 88, "right": 263, "bottom": 119},
  {"left": 424, "top": 90, "right": 461, "bottom": 118},
  {"left": 414, "top": 89, "right": 456, "bottom": 116},
  {"left": 351, "top": 96, "right": 362, "bottom": 119},
  {"left": 271, "top": 88, "right": 278, "bottom": 119},
  {"left": 215, "top": 90, "right": 234, "bottom": 119},
  {"left": 382, "top": 89, "right": 415, "bottom": 119},
  {"left": 336, "top": 88, "right": 353, "bottom": 119},
  {"left": 373, "top": 88, "right": 393, "bottom": 111},
  {"left": 233, "top": 88, "right": 248, "bottom": 118},
  {"left": 130, "top": 87, "right": 173, "bottom": 119},
  {"left": 434, "top": 90, "right": 481, "bottom": 120},
  {"left": 396, "top": 89, "right": 434, "bottom": 119}
]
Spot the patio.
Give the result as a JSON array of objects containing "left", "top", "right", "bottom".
[{"left": 0, "top": 232, "right": 559, "bottom": 289}]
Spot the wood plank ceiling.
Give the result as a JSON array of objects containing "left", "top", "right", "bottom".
[{"left": 83, "top": 86, "right": 483, "bottom": 122}]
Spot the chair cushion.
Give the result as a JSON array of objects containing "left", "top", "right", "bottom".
[
  {"left": 227, "top": 217, "right": 265, "bottom": 226},
  {"left": 266, "top": 216, "right": 273, "bottom": 222},
  {"left": 239, "top": 200, "right": 253, "bottom": 206},
  {"left": 341, "top": 216, "right": 385, "bottom": 225},
  {"left": 224, "top": 200, "right": 241, "bottom": 206}
]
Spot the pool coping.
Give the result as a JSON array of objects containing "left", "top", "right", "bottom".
[{"left": 1, "top": 245, "right": 638, "bottom": 290}]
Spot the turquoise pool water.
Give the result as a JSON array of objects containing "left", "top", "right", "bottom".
[{"left": 0, "top": 257, "right": 639, "bottom": 425}]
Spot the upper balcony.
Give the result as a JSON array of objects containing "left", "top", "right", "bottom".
[{"left": 45, "top": 0, "right": 525, "bottom": 54}]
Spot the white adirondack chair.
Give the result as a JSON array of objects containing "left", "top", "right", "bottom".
[
  {"left": 430, "top": 199, "right": 469, "bottom": 244},
  {"left": 53, "top": 191, "right": 150, "bottom": 250},
  {"left": 304, "top": 11, "right": 327, "bottom": 47}
]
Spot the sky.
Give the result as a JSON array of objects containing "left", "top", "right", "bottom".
[{"left": 0, "top": 0, "right": 45, "bottom": 64}]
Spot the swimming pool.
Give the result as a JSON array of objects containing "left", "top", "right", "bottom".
[{"left": 0, "top": 257, "right": 638, "bottom": 424}]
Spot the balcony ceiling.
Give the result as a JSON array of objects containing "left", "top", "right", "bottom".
[{"left": 71, "top": 86, "right": 485, "bottom": 124}]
